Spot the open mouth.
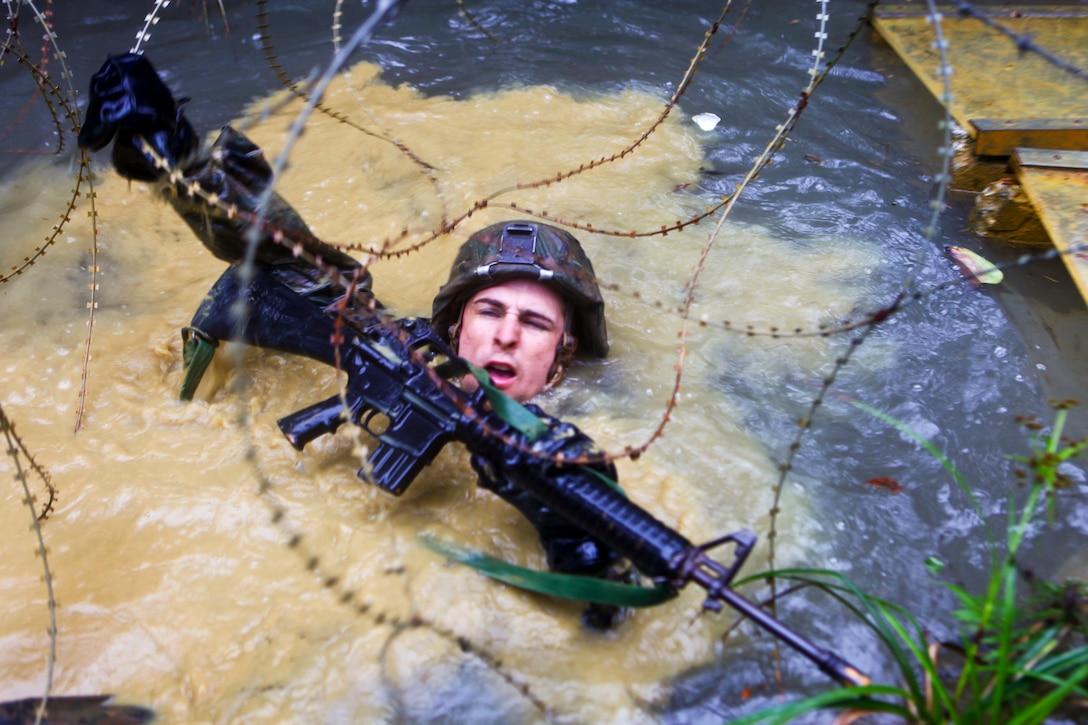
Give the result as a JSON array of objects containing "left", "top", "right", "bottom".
[{"left": 485, "top": 362, "right": 516, "bottom": 387}]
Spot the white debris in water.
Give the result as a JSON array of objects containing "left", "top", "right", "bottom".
[{"left": 692, "top": 112, "right": 721, "bottom": 131}]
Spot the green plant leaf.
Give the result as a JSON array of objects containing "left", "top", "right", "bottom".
[
  {"left": 420, "top": 533, "right": 674, "bottom": 608},
  {"left": 1007, "top": 662, "right": 1088, "bottom": 725},
  {"left": 736, "top": 568, "right": 935, "bottom": 708},
  {"left": 464, "top": 362, "right": 549, "bottom": 441},
  {"left": 727, "top": 684, "right": 915, "bottom": 725}
]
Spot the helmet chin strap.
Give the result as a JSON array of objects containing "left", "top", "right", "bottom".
[
  {"left": 544, "top": 333, "right": 577, "bottom": 391},
  {"left": 448, "top": 321, "right": 461, "bottom": 354},
  {"left": 544, "top": 305, "right": 577, "bottom": 390}
]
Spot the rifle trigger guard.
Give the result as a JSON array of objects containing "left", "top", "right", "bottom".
[{"left": 361, "top": 406, "right": 392, "bottom": 437}]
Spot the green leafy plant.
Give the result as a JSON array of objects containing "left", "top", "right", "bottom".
[{"left": 732, "top": 402, "right": 1088, "bottom": 724}]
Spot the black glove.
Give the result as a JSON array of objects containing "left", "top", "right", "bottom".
[{"left": 79, "top": 52, "right": 198, "bottom": 181}]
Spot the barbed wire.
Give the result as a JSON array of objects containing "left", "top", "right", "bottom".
[
  {"left": 1, "top": 0, "right": 1087, "bottom": 720},
  {"left": 953, "top": 0, "right": 1088, "bottom": 82},
  {"left": 1, "top": 402, "right": 57, "bottom": 724}
]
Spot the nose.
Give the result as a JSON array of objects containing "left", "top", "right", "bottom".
[{"left": 494, "top": 311, "right": 520, "bottom": 349}]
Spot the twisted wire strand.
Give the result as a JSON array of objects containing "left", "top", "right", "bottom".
[
  {"left": 954, "top": 0, "right": 1088, "bottom": 82},
  {"left": 1, "top": 403, "right": 57, "bottom": 725}
]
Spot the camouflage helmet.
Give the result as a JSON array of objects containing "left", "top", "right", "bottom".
[{"left": 432, "top": 221, "right": 608, "bottom": 358}]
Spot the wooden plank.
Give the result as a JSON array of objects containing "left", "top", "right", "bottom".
[
  {"left": 1012, "top": 149, "right": 1088, "bottom": 300},
  {"left": 876, "top": 6, "right": 1088, "bottom": 304},
  {"left": 872, "top": 6, "right": 1088, "bottom": 137},
  {"left": 1014, "top": 148, "right": 1088, "bottom": 170},
  {"left": 971, "top": 118, "right": 1088, "bottom": 156}
]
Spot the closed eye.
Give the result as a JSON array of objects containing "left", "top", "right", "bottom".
[
  {"left": 521, "top": 313, "right": 556, "bottom": 331},
  {"left": 471, "top": 301, "right": 506, "bottom": 318}
]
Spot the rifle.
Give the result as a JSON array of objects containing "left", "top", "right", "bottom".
[{"left": 185, "top": 264, "right": 870, "bottom": 688}]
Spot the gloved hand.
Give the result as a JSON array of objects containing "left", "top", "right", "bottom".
[
  {"left": 78, "top": 52, "right": 198, "bottom": 181},
  {"left": 469, "top": 409, "right": 623, "bottom": 576}
]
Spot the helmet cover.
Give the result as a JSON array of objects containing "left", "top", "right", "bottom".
[{"left": 432, "top": 221, "right": 608, "bottom": 358}]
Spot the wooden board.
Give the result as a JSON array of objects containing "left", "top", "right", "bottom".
[
  {"left": 872, "top": 6, "right": 1088, "bottom": 144},
  {"left": 1013, "top": 149, "right": 1088, "bottom": 300}
]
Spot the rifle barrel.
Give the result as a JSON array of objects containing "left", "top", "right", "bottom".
[{"left": 694, "top": 570, "right": 870, "bottom": 687}]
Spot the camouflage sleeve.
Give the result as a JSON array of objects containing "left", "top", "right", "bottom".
[
  {"left": 163, "top": 126, "right": 365, "bottom": 276},
  {"left": 79, "top": 53, "right": 366, "bottom": 283}
]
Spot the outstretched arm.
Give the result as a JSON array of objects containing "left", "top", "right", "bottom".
[{"left": 79, "top": 53, "right": 363, "bottom": 275}]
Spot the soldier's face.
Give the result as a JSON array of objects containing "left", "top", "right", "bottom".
[{"left": 456, "top": 278, "right": 566, "bottom": 403}]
